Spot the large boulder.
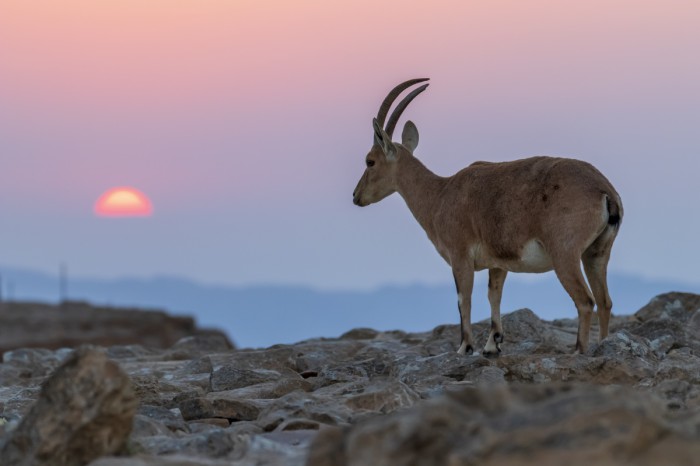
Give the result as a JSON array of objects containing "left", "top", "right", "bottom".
[
  {"left": 628, "top": 292, "right": 700, "bottom": 355},
  {"left": 307, "top": 383, "right": 700, "bottom": 466},
  {"left": 634, "top": 292, "right": 700, "bottom": 324},
  {"left": 0, "top": 347, "right": 137, "bottom": 466}
]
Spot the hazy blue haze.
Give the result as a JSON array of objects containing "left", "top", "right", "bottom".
[{"left": 2, "top": 265, "right": 698, "bottom": 348}]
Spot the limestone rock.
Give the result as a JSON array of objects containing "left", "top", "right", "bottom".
[
  {"left": 138, "top": 405, "right": 189, "bottom": 433},
  {"left": 256, "top": 390, "right": 355, "bottom": 431},
  {"left": 342, "top": 378, "right": 420, "bottom": 413},
  {"left": 635, "top": 292, "right": 700, "bottom": 324},
  {"left": 591, "top": 330, "right": 659, "bottom": 379},
  {"left": 178, "top": 395, "right": 265, "bottom": 422},
  {"left": 339, "top": 328, "right": 380, "bottom": 340},
  {"left": 90, "top": 457, "right": 235, "bottom": 466},
  {"left": 209, "top": 366, "right": 291, "bottom": 392},
  {"left": 307, "top": 383, "right": 700, "bottom": 466},
  {"left": 129, "top": 428, "right": 238, "bottom": 458},
  {"left": 167, "top": 335, "right": 234, "bottom": 360},
  {"left": 493, "top": 308, "right": 574, "bottom": 354},
  {"left": 0, "top": 347, "right": 137, "bottom": 466},
  {"left": 207, "top": 378, "right": 312, "bottom": 401}
]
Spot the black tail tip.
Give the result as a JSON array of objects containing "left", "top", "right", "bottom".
[{"left": 605, "top": 195, "right": 621, "bottom": 226}]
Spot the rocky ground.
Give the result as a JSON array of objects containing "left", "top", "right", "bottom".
[{"left": 0, "top": 292, "right": 699, "bottom": 465}]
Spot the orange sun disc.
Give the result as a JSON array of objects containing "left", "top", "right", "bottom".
[{"left": 94, "top": 186, "right": 153, "bottom": 217}]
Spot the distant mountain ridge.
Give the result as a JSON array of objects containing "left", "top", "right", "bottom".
[{"left": 1, "top": 264, "right": 698, "bottom": 348}]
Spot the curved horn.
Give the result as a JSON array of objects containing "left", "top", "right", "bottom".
[
  {"left": 384, "top": 83, "right": 429, "bottom": 138},
  {"left": 376, "top": 78, "right": 429, "bottom": 128}
]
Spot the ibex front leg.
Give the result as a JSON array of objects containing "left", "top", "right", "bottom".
[
  {"left": 483, "top": 268, "right": 507, "bottom": 357},
  {"left": 453, "top": 266, "right": 475, "bottom": 355}
]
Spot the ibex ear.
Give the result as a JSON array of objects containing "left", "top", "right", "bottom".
[
  {"left": 401, "top": 120, "right": 419, "bottom": 153},
  {"left": 372, "top": 118, "right": 397, "bottom": 161}
]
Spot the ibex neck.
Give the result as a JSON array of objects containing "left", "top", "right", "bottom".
[{"left": 396, "top": 154, "right": 446, "bottom": 236}]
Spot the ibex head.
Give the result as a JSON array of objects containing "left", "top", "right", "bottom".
[{"left": 352, "top": 78, "right": 429, "bottom": 206}]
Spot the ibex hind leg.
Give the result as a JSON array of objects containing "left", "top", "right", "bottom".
[
  {"left": 583, "top": 227, "right": 617, "bottom": 341},
  {"left": 552, "top": 254, "right": 596, "bottom": 354},
  {"left": 483, "top": 268, "right": 507, "bottom": 357}
]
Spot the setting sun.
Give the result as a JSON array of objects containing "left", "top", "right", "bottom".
[{"left": 94, "top": 187, "right": 153, "bottom": 217}]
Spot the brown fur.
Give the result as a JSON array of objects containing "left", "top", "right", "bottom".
[{"left": 353, "top": 80, "right": 623, "bottom": 355}]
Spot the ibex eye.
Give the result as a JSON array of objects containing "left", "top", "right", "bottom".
[{"left": 366, "top": 160, "right": 375, "bottom": 167}]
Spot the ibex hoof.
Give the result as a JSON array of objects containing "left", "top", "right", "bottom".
[
  {"left": 574, "top": 341, "right": 588, "bottom": 355},
  {"left": 457, "top": 343, "right": 474, "bottom": 356},
  {"left": 482, "top": 340, "right": 502, "bottom": 358}
]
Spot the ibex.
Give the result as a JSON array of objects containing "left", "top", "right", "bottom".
[{"left": 353, "top": 78, "right": 623, "bottom": 355}]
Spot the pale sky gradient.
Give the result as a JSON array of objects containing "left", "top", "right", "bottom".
[{"left": 1, "top": 0, "right": 699, "bottom": 289}]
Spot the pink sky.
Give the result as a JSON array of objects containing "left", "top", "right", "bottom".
[{"left": 1, "top": 0, "right": 699, "bottom": 288}]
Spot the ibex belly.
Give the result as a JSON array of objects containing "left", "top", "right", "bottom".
[{"left": 472, "top": 239, "right": 553, "bottom": 273}]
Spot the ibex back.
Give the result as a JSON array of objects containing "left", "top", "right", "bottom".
[{"left": 353, "top": 78, "right": 623, "bottom": 355}]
